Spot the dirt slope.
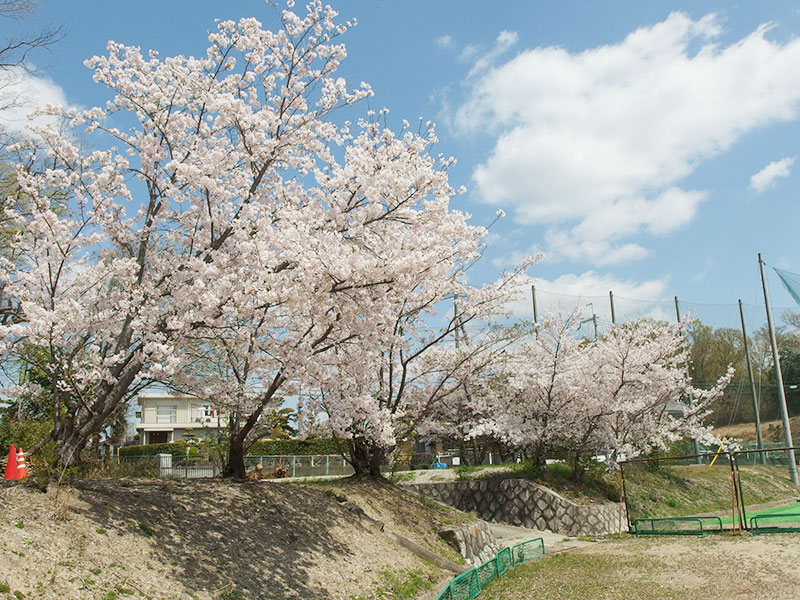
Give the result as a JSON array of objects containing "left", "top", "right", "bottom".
[{"left": 0, "top": 478, "right": 473, "bottom": 600}]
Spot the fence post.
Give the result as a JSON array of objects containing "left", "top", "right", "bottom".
[
  {"left": 326, "top": 455, "right": 330, "bottom": 475},
  {"left": 292, "top": 455, "right": 297, "bottom": 478},
  {"left": 156, "top": 453, "right": 172, "bottom": 478}
]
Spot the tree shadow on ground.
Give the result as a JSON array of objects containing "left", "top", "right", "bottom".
[{"left": 72, "top": 478, "right": 369, "bottom": 599}]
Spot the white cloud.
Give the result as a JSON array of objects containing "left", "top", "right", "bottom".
[
  {"left": 750, "top": 156, "right": 796, "bottom": 192},
  {"left": 505, "top": 271, "right": 673, "bottom": 325},
  {"left": 455, "top": 12, "right": 800, "bottom": 264},
  {"left": 434, "top": 34, "right": 454, "bottom": 49},
  {"left": 0, "top": 67, "right": 72, "bottom": 136},
  {"left": 467, "top": 30, "right": 518, "bottom": 79},
  {"left": 693, "top": 257, "right": 716, "bottom": 282}
]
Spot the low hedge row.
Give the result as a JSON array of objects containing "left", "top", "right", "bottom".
[{"left": 119, "top": 437, "right": 347, "bottom": 457}]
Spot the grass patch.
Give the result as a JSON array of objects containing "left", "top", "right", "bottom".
[
  {"left": 481, "top": 544, "right": 690, "bottom": 600},
  {"left": 452, "top": 460, "right": 621, "bottom": 504},
  {"left": 373, "top": 568, "right": 436, "bottom": 599},
  {"left": 389, "top": 471, "right": 415, "bottom": 483}
]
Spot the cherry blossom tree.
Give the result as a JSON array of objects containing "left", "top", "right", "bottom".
[
  {"left": 474, "top": 315, "right": 733, "bottom": 481},
  {"left": 468, "top": 312, "right": 588, "bottom": 471},
  {"left": 301, "top": 262, "right": 535, "bottom": 478},
  {"left": 1, "top": 1, "right": 512, "bottom": 474}
]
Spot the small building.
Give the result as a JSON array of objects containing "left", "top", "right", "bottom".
[{"left": 135, "top": 392, "right": 227, "bottom": 444}]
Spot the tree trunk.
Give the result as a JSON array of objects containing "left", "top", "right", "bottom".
[
  {"left": 221, "top": 372, "right": 285, "bottom": 479},
  {"left": 571, "top": 452, "right": 585, "bottom": 484},
  {"left": 55, "top": 433, "right": 89, "bottom": 471},
  {"left": 348, "top": 438, "right": 387, "bottom": 478},
  {"left": 531, "top": 442, "right": 547, "bottom": 475},
  {"left": 224, "top": 434, "right": 247, "bottom": 479}
]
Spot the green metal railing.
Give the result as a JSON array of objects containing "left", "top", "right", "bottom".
[
  {"left": 749, "top": 513, "right": 800, "bottom": 534},
  {"left": 435, "top": 538, "right": 545, "bottom": 600},
  {"left": 632, "top": 516, "right": 723, "bottom": 537}
]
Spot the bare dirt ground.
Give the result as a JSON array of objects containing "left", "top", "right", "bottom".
[
  {"left": 483, "top": 533, "right": 800, "bottom": 600},
  {"left": 0, "top": 477, "right": 471, "bottom": 600}
]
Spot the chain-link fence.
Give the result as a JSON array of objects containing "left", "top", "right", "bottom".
[{"left": 244, "top": 454, "right": 354, "bottom": 478}]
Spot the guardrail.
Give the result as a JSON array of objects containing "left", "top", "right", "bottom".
[{"left": 435, "top": 538, "right": 545, "bottom": 600}]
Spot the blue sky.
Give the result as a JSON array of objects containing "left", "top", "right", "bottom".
[{"left": 7, "top": 0, "right": 800, "bottom": 327}]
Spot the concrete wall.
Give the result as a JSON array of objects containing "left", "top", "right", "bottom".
[
  {"left": 405, "top": 479, "right": 623, "bottom": 536},
  {"left": 438, "top": 521, "right": 498, "bottom": 565}
]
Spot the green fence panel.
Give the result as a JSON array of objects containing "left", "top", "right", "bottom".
[
  {"left": 476, "top": 558, "right": 497, "bottom": 587},
  {"left": 433, "top": 537, "right": 546, "bottom": 600},
  {"left": 750, "top": 513, "right": 800, "bottom": 534},
  {"left": 496, "top": 547, "right": 512, "bottom": 577},
  {"left": 632, "top": 516, "right": 722, "bottom": 536},
  {"left": 435, "top": 585, "right": 453, "bottom": 600},
  {"left": 450, "top": 568, "right": 480, "bottom": 600},
  {"left": 512, "top": 537, "right": 545, "bottom": 565}
]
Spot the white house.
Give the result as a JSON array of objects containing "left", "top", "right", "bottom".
[{"left": 135, "top": 392, "right": 227, "bottom": 444}]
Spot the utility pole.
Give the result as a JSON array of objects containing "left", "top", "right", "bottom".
[
  {"left": 759, "top": 253, "right": 798, "bottom": 485},
  {"left": 531, "top": 285, "right": 539, "bottom": 334},
  {"left": 609, "top": 291, "right": 616, "bottom": 325},
  {"left": 739, "top": 299, "right": 764, "bottom": 459},
  {"left": 581, "top": 303, "right": 598, "bottom": 339}
]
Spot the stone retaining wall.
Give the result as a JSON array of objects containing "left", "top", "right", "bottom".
[
  {"left": 405, "top": 479, "right": 622, "bottom": 536},
  {"left": 438, "top": 521, "right": 498, "bottom": 565}
]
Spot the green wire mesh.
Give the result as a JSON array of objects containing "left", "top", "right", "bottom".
[
  {"left": 512, "top": 537, "right": 545, "bottom": 565},
  {"left": 435, "top": 538, "right": 545, "bottom": 600}
]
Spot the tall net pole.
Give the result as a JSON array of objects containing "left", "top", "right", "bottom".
[
  {"left": 759, "top": 253, "right": 799, "bottom": 485},
  {"left": 738, "top": 298, "right": 764, "bottom": 458}
]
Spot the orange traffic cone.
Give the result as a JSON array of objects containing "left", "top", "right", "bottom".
[
  {"left": 3, "top": 444, "right": 17, "bottom": 480},
  {"left": 15, "top": 448, "right": 27, "bottom": 479}
]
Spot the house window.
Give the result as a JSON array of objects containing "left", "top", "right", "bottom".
[
  {"left": 191, "top": 404, "right": 215, "bottom": 421},
  {"left": 156, "top": 404, "right": 177, "bottom": 423}
]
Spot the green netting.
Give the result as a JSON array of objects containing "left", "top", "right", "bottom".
[
  {"left": 435, "top": 586, "right": 452, "bottom": 600},
  {"left": 476, "top": 558, "right": 497, "bottom": 587},
  {"left": 633, "top": 516, "right": 722, "bottom": 536},
  {"left": 775, "top": 267, "right": 800, "bottom": 307},
  {"left": 512, "top": 538, "right": 545, "bottom": 564},
  {"left": 434, "top": 538, "right": 545, "bottom": 600},
  {"left": 449, "top": 569, "right": 480, "bottom": 600},
  {"left": 496, "top": 547, "right": 512, "bottom": 577}
]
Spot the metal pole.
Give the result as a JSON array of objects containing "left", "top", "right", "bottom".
[
  {"left": 609, "top": 291, "right": 616, "bottom": 325},
  {"left": 739, "top": 299, "right": 764, "bottom": 456},
  {"left": 759, "top": 253, "right": 798, "bottom": 485},
  {"left": 674, "top": 296, "right": 681, "bottom": 322},
  {"left": 532, "top": 285, "right": 539, "bottom": 333},
  {"left": 582, "top": 303, "right": 598, "bottom": 339}
]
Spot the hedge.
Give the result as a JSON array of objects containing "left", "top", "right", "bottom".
[
  {"left": 248, "top": 438, "right": 346, "bottom": 456},
  {"left": 0, "top": 420, "right": 53, "bottom": 456},
  {"left": 119, "top": 441, "right": 194, "bottom": 457},
  {"left": 119, "top": 437, "right": 347, "bottom": 458}
]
